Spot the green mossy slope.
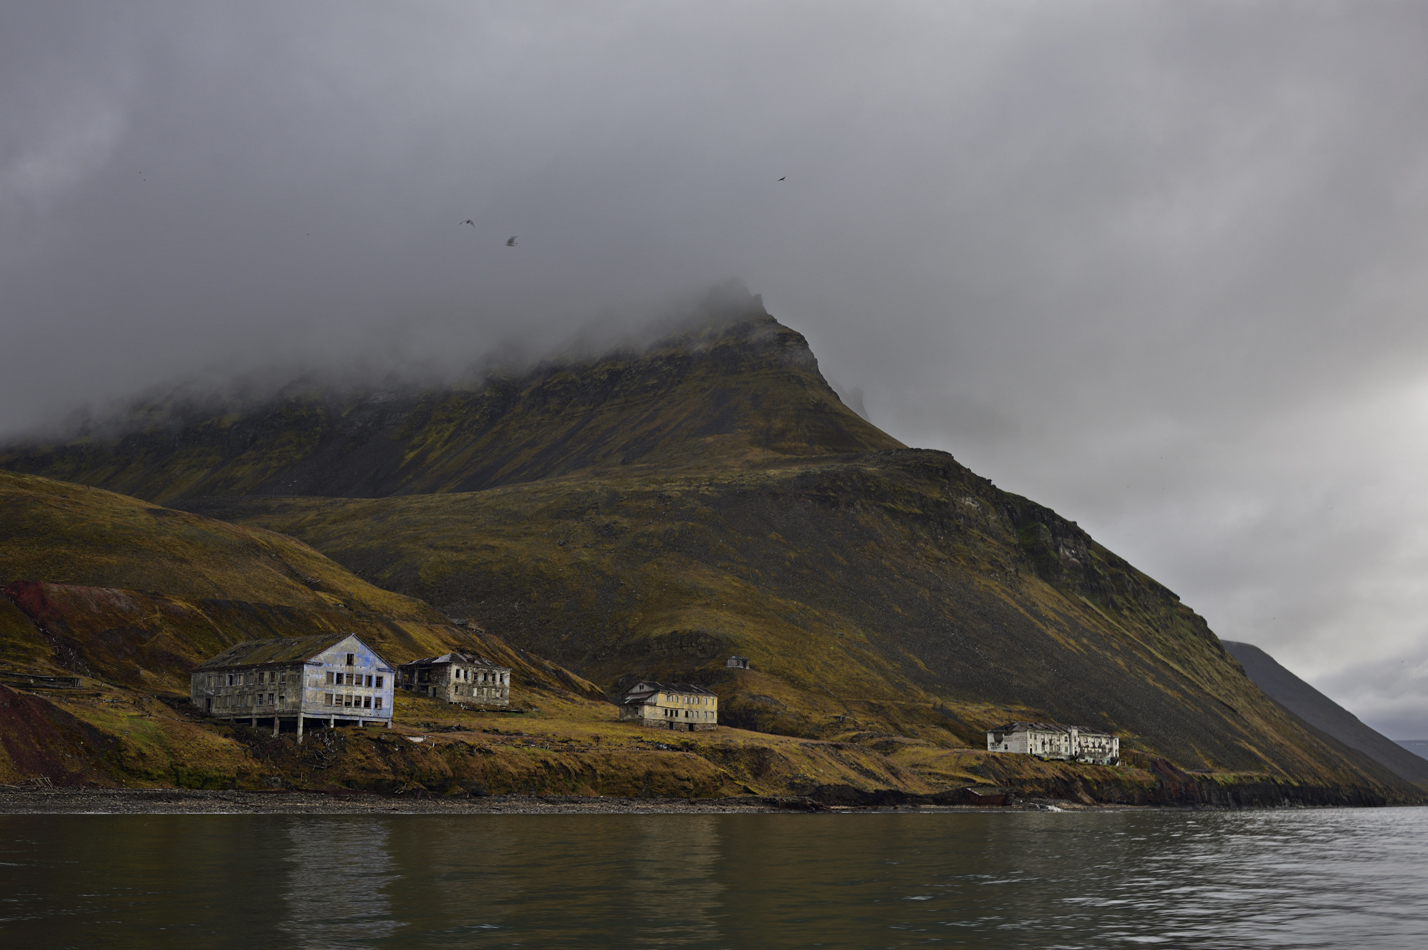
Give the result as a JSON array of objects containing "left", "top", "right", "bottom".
[
  {"left": 192, "top": 450, "right": 1413, "bottom": 798},
  {"left": 0, "top": 470, "right": 602, "bottom": 701}
]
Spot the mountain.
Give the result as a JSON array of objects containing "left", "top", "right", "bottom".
[
  {"left": 0, "top": 300, "right": 899, "bottom": 505},
  {"left": 1223, "top": 640, "right": 1428, "bottom": 783},
  {"left": 2, "top": 299, "right": 1418, "bottom": 802}
]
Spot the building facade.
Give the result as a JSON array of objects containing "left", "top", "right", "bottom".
[
  {"left": 986, "top": 722, "right": 1120, "bottom": 765},
  {"left": 191, "top": 633, "right": 395, "bottom": 739},
  {"left": 397, "top": 652, "right": 511, "bottom": 705},
  {"left": 619, "top": 681, "right": 718, "bottom": 731},
  {"left": 726, "top": 656, "right": 751, "bottom": 670}
]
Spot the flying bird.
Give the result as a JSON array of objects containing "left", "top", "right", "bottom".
[
  {"left": 461, "top": 220, "right": 475, "bottom": 227},
  {"left": 506, "top": 236, "right": 517, "bottom": 246},
  {"left": 778, "top": 176, "right": 785, "bottom": 181}
]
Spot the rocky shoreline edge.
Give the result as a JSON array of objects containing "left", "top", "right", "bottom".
[{"left": 0, "top": 786, "right": 1129, "bottom": 815}]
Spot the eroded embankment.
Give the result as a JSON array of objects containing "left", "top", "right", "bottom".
[{"left": 2, "top": 684, "right": 1415, "bottom": 809}]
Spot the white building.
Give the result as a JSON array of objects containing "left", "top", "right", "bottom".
[
  {"left": 986, "top": 721, "right": 1119, "bottom": 765},
  {"left": 191, "top": 632, "right": 395, "bottom": 740}
]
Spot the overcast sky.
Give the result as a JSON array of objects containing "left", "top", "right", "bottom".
[{"left": 4, "top": 1, "right": 1428, "bottom": 738}]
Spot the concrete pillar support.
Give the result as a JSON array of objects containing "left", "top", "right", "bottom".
[{"left": 297, "top": 713, "right": 304, "bottom": 744}]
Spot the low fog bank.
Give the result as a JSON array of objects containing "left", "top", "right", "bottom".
[{"left": 4, "top": 280, "right": 773, "bottom": 445}]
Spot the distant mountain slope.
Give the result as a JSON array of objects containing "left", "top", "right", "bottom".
[
  {"left": 1223, "top": 640, "right": 1428, "bottom": 783},
  {"left": 191, "top": 450, "right": 1415, "bottom": 796},
  {"left": 0, "top": 302, "right": 900, "bottom": 505},
  {"left": 1398, "top": 740, "right": 1428, "bottom": 758},
  {"left": 0, "top": 470, "right": 599, "bottom": 698}
]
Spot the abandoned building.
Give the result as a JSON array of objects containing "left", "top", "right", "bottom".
[
  {"left": 619, "top": 681, "right": 719, "bottom": 731},
  {"left": 986, "top": 722, "right": 1120, "bottom": 765},
  {"left": 726, "top": 656, "right": 751, "bottom": 670},
  {"left": 397, "top": 652, "right": 511, "bottom": 705},
  {"left": 191, "top": 632, "right": 395, "bottom": 739}
]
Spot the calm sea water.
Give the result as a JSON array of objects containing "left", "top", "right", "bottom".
[{"left": 1, "top": 808, "right": 1425, "bottom": 949}]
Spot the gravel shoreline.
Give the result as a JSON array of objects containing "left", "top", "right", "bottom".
[{"left": 0, "top": 787, "right": 1062, "bottom": 815}]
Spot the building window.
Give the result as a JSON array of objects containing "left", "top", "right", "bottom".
[
  {"left": 375, "top": 697, "right": 382, "bottom": 710},
  {"left": 375, "top": 676, "right": 383, "bottom": 689},
  {"left": 325, "top": 694, "right": 333, "bottom": 706},
  {"left": 365, "top": 674, "right": 373, "bottom": 687},
  {"left": 346, "top": 653, "right": 355, "bottom": 666},
  {"left": 363, "top": 696, "right": 372, "bottom": 708}
]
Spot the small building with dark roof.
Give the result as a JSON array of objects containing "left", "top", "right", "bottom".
[
  {"left": 725, "top": 656, "right": 750, "bottom": 670},
  {"left": 397, "top": 652, "right": 510, "bottom": 705},
  {"left": 191, "top": 632, "right": 394, "bottom": 740},
  {"left": 619, "top": 681, "right": 718, "bottom": 731}
]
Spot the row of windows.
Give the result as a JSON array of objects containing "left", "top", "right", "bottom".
[
  {"left": 659, "top": 694, "right": 714, "bottom": 706},
  {"left": 216, "top": 693, "right": 281, "bottom": 708},
  {"left": 453, "top": 685, "right": 506, "bottom": 697},
  {"left": 204, "top": 670, "right": 387, "bottom": 689},
  {"left": 207, "top": 671, "right": 287, "bottom": 688},
  {"left": 325, "top": 693, "right": 382, "bottom": 709},
  {"left": 657, "top": 706, "right": 714, "bottom": 720},
  {"left": 327, "top": 671, "right": 382, "bottom": 688},
  {"left": 451, "top": 667, "right": 506, "bottom": 684}
]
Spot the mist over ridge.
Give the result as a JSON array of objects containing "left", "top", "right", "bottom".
[{"left": 21, "top": 279, "right": 788, "bottom": 445}]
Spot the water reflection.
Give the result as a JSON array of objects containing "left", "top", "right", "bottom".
[
  {"left": 2, "top": 809, "right": 1426, "bottom": 949},
  {"left": 281, "top": 818, "right": 402, "bottom": 949},
  {"left": 383, "top": 816, "right": 521, "bottom": 943},
  {"left": 624, "top": 815, "right": 723, "bottom": 947}
]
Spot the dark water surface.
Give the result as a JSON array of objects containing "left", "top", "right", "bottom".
[{"left": 2, "top": 808, "right": 1425, "bottom": 949}]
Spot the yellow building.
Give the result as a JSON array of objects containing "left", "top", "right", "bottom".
[{"left": 619, "top": 681, "right": 718, "bottom": 731}]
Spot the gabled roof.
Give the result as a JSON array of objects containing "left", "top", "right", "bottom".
[
  {"left": 195, "top": 632, "right": 372, "bottom": 670},
  {"left": 399, "top": 652, "right": 507, "bottom": 670},
  {"left": 621, "top": 681, "right": 716, "bottom": 704}
]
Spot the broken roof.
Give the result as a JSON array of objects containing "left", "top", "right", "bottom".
[
  {"left": 195, "top": 632, "right": 377, "bottom": 670},
  {"left": 621, "top": 681, "right": 716, "bottom": 704},
  {"left": 399, "top": 652, "right": 508, "bottom": 670}
]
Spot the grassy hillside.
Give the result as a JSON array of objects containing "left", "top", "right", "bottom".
[
  {"left": 190, "top": 450, "right": 1414, "bottom": 797},
  {"left": 0, "top": 470, "right": 599, "bottom": 698}
]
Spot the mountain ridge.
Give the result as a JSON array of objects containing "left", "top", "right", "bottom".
[
  {"left": 1223, "top": 639, "right": 1428, "bottom": 783},
  {"left": 0, "top": 302, "right": 900, "bottom": 504},
  {"left": 2, "top": 306, "right": 1418, "bottom": 802}
]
